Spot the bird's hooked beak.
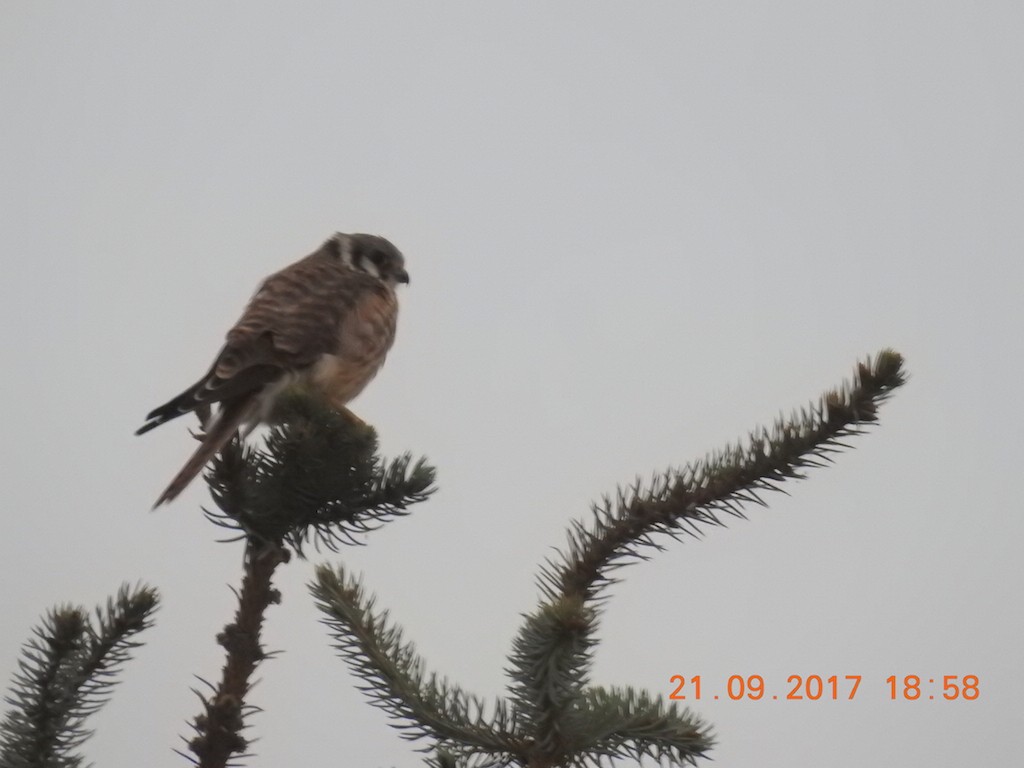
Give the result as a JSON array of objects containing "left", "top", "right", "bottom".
[{"left": 396, "top": 268, "right": 410, "bottom": 285}]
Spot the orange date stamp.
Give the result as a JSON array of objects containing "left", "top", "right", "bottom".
[{"left": 668, "top": 674, "right": 980, "bottom": 701}]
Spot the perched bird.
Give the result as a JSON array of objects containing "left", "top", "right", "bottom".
[{"left": 137, "top": 232, "right": 409, "bottom": 507}]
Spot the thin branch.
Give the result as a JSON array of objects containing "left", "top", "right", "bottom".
[
  {"left": 0, "top": 585, "right": 158, "bottom": 768},
  {"left": 505, "top": 598, "right": 596, "bottom": 753},
  {"left": 570, "top": 687, "right": 713, "bottom": 768},
  {"left": 543, "top": 349, "right": 907, "bottom": 603},
  {"left": 312, "top": 565, "right": 523, "bottom": 760}
]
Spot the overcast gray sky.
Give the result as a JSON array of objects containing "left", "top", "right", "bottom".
[{"left": 2, "top": 3, "right": 1021, "bottom": 766}]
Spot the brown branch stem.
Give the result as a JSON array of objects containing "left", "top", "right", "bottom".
[{"left": 188, "top": 538, "right": 288, "bottom": 767}]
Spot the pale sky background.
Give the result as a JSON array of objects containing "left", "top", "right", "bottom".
[{"left": 1, "top": 3, "right": 1021, "bottom": 767}]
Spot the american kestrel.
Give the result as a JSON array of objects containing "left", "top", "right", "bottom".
[{"left": 137, "top": 232, "right": 409, "bottom": 507}]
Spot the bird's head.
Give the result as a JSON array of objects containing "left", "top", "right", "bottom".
[{"left": 331, "top": 232, "right": 410, "bottom": 288}]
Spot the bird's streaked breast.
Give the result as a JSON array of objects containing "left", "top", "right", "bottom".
[{"left": 309, "top": 287, "right": 399, "bottom": 408}]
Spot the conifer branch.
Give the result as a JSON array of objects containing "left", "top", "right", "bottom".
[
  {"left": 427, "top": 749, "right": 510, "bottom": 768},
  {"left": 506, "top": 598, "right": 596, "bottom": 753},
  {"left": 0, "top": 584, "right": 158, "bottom": 767},
  {"left": 204, "top": 392, "right": 435, "bottom": 554},
  {"left": 569, "top": 687, "right": 712, "bottom": 767},
  {"left": 542, "top": 349, "right": 907, "bottom": 603},
  {"left": 186, "top": 392, "right": 435, "bottom": 766},
  {"left": 312, "top": 565, "right": 523, "bottom": 760},
  {"left": 308, "top": 351, "right": 905, "bottom": 767},
  {"left": 185, "top": 540, "right": 286, "bottom": 768}
]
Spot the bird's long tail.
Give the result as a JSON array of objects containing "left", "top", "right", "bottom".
[{"left": 153, "top": 397, "right": 254, "bottom": 508}]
